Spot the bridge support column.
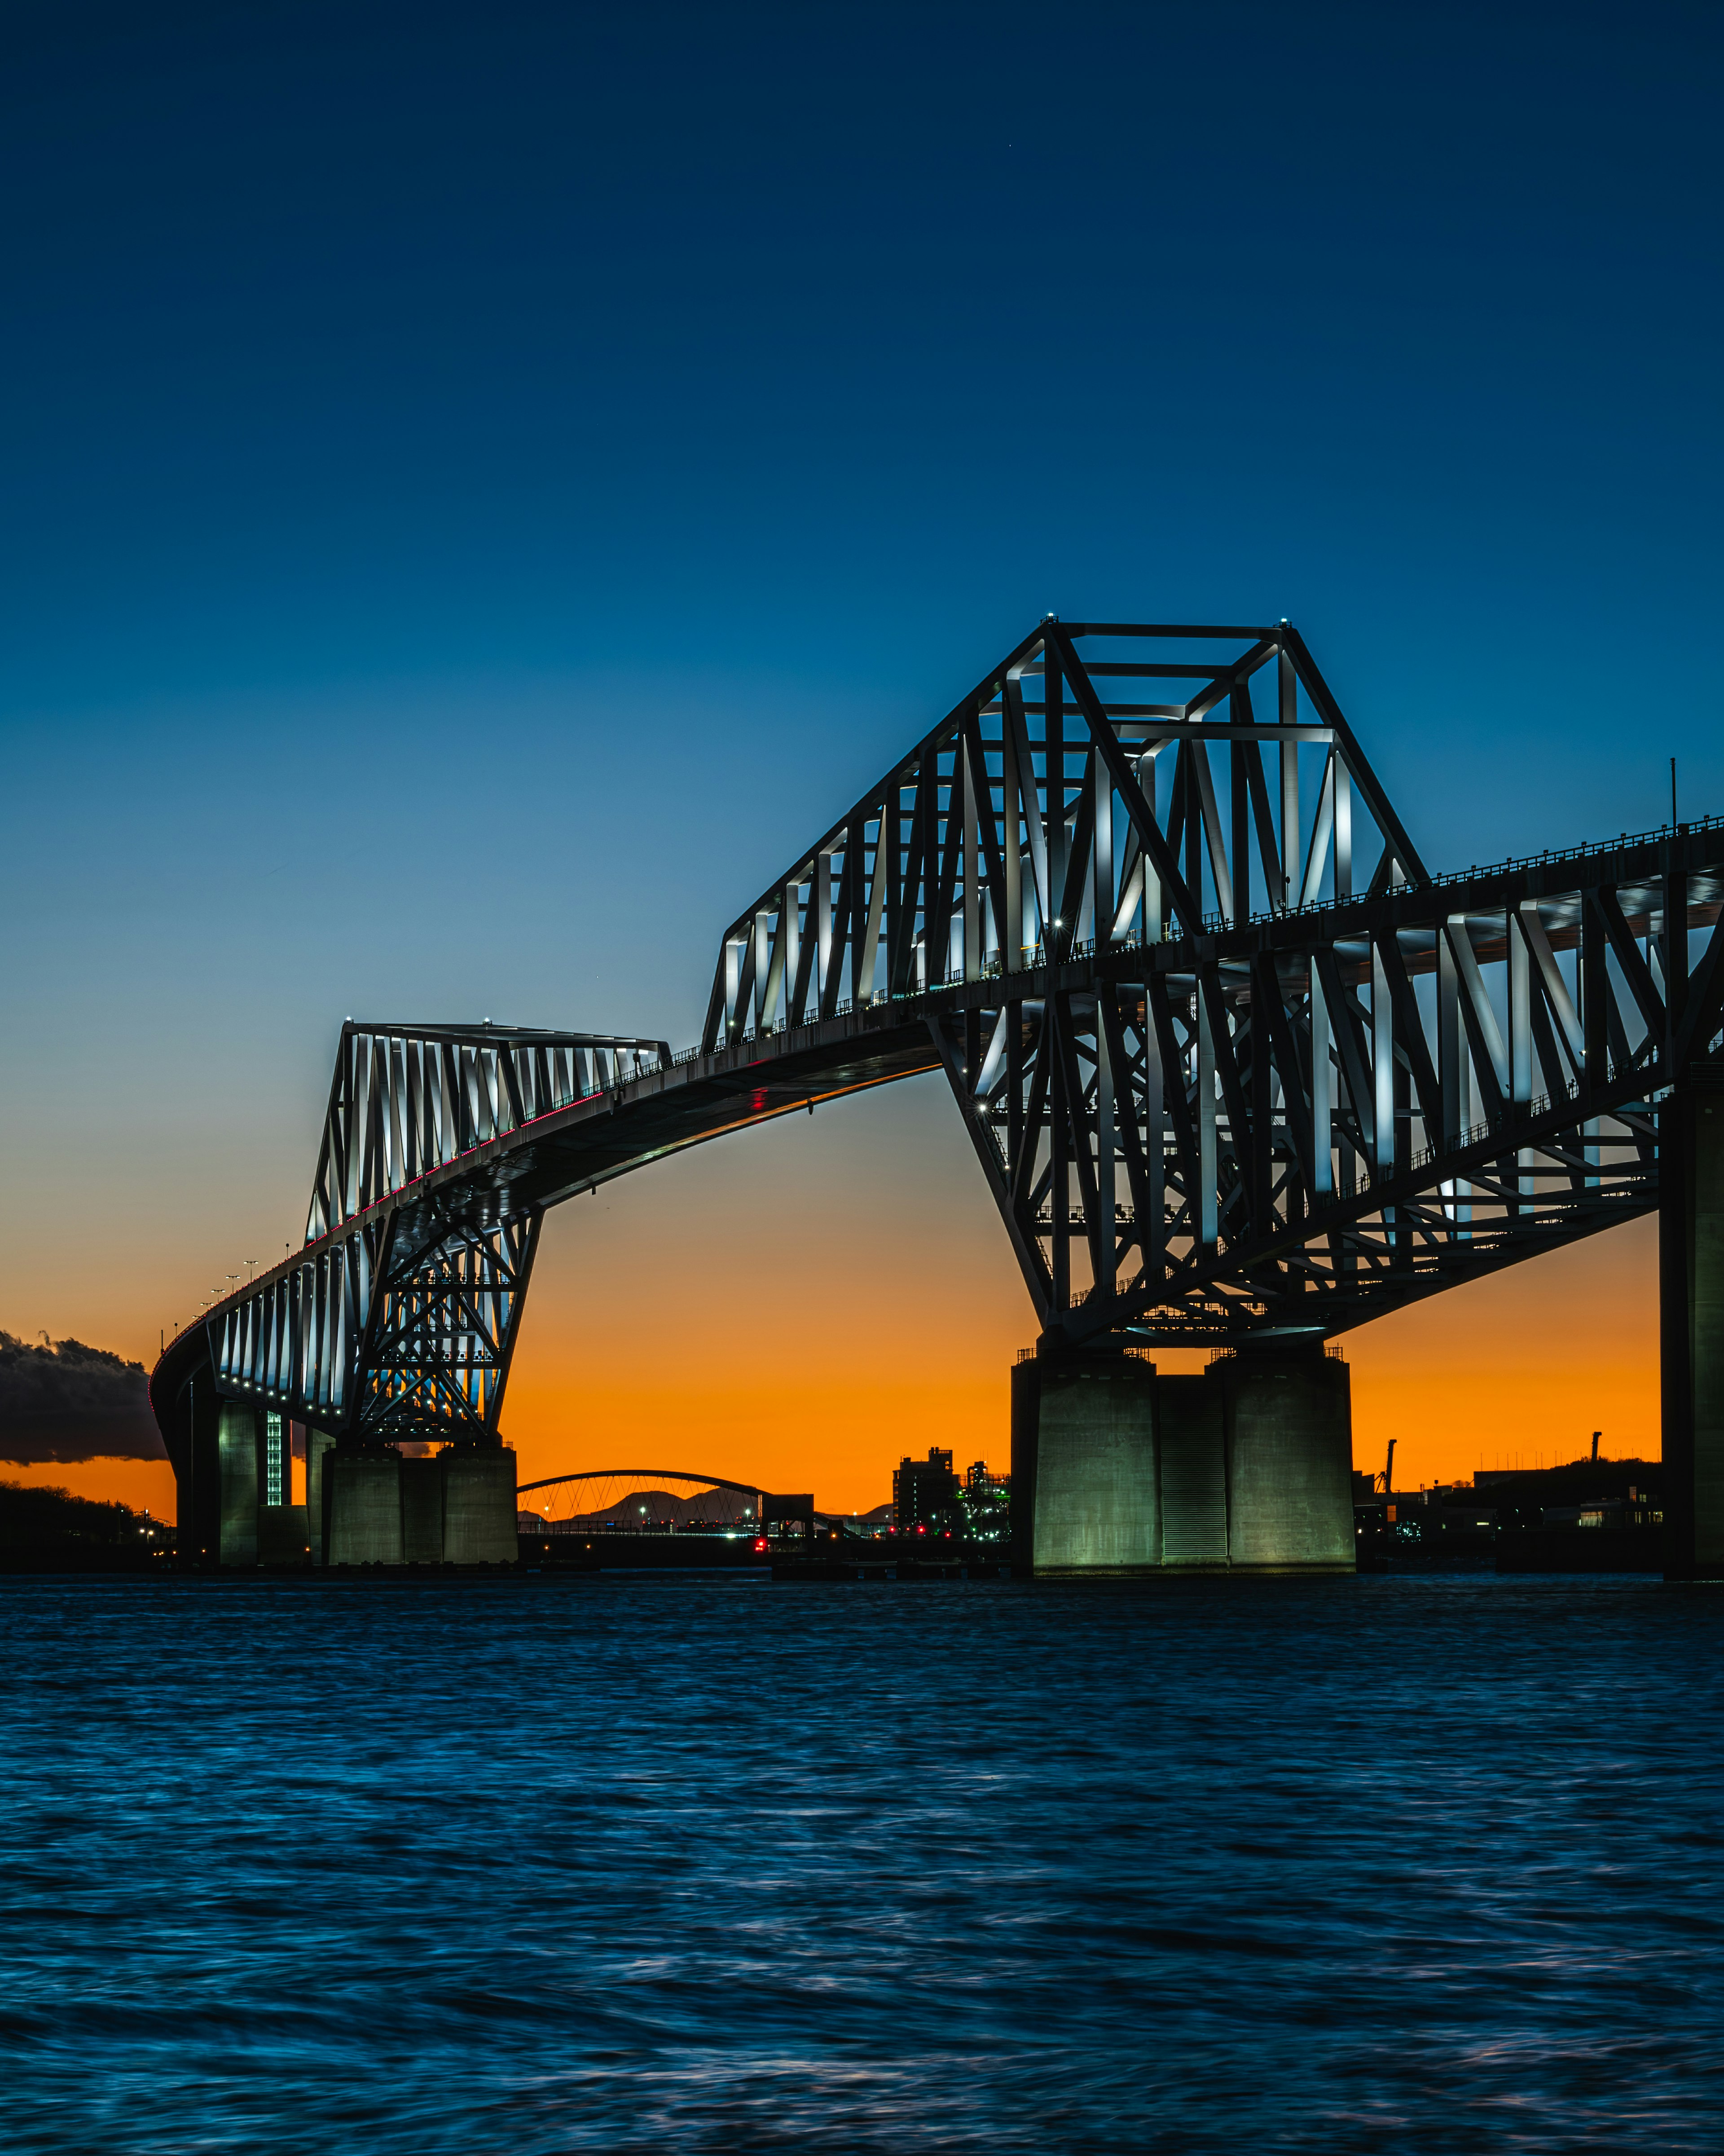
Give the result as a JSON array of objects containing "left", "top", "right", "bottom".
[
  {"left": 1011, "top": 1349, "right": 1159, "bottom": 1575},
  {"left": 442, "top": 1447, "right": 519, "bottom": 1564},
  {"left": 1011, "top": 1342, "right": 1355, "bottom": 1576},
  {"left": 1211, "top": 1347, "right": 1355, "bottom": 1573},
  {"left": 1661, "top": 1064, "right": 1724, "bottom": 1579},
  {"left": 217, "top": 1403, "right": 259, "bottom": 1567},
  {"left": 305, "top": 1431, "right": 335, "bottom": 1566},
  {"left": 315, "top": 1442, "right": 517, "bottom": 1565},
  {"left": 324, "top": 1449, "right": 404, "bottom": 1565}
]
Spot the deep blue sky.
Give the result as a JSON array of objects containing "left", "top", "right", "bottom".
[{"left": 3, "top": 0, "right": 1721, "bottom": 1373}]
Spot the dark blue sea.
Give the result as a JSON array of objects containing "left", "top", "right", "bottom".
[{"left": 2, "top": 1572, "right": 1720, "bottom": 2153}]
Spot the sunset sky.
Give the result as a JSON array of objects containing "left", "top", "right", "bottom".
[{"left": 1, "top": 1, "right": 1718, "bottom": 1519}]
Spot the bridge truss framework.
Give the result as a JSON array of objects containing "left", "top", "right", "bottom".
[{"left": 153, "top": 619, "right": 1724, "bottom": 1562}]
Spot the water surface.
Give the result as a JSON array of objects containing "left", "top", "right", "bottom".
[{"left": 1, "top": 1571, "right": 1719, "bottom": 2152}]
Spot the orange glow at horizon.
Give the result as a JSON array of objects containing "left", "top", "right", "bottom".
[
  {"left": 500, "top": 1097, "right": 1664, "bottom": 1512},
  {"left": 17, "top": 1091, "right": 1663, "bottom": 1525}
]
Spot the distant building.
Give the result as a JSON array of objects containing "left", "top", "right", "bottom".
[
  {"left": 961, "top": 1460, "right": 1010, "bottom": 1541},
  {"left": 893, "top": 1448, "right": 958, "bottom": 1534}
]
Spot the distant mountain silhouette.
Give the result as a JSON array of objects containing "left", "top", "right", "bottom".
[{"left": 536, "top": 1485, "right": 757, "bottom": 1530}]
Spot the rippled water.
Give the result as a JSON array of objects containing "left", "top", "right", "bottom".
[{"left": 1, "top": 1571, "right": 1720, "bottom": 2152}]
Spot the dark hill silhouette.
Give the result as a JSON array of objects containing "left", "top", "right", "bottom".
[
  {"left": 0, "top": 1481, "right": 174, "bottom": 1570},
  {"left": 535, "top": 1485, "right": 756, "bottom": 1530}
]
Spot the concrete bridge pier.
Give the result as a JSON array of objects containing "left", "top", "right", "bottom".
[
  {"left": 306, "top": 1429, "right": 335, "bottom": 1565},
  {"left": 1010, "top": 1346, "right": 1159, "bottom": 1574},
  {"left": 320, "top": 1440, "right": 518, "bottom": 1566},
  {"left": 323, "top": 1447, "right": 405, "bottom": 1565},
  {"left": 1011, "top": 1338, "right": 1355, "bottom": 1577},
  {"left": 214, "top": 1402, "right": 310, "bottom": 1566},
  {"left": 184, "top": 1410, "right": 518, "bottom": 1566},
  {"left": 217, "top": 1402, "right": 259, "bottom": 1567},
  {"left": 1661, "top": 1063, "right": 1724, "bottom": 1579},
  {"left": 441, "top": 1447, "right": 519, "bottom": 1563},
  {"left": 1210, "top": 1346, "right": 1355, "bottom": 1572}
]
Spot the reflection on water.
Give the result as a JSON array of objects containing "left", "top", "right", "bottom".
[{"left": 1, "top": 1571, "right": 1720, "bottom": 2152}]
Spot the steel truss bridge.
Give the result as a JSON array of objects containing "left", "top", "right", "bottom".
[{"left": 151, "top": 617, "right": 1724, "bottom": 1478}]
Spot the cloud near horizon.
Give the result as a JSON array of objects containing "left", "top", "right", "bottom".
[{"left": 0, "top": 1333, "right": 167, "bottom": 1463}]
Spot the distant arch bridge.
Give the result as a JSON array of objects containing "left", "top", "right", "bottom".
[{"left": 517, "top": 1468, "right": 767, "bottom": 1527}]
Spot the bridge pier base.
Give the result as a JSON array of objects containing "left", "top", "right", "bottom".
[
  {"left": 306, "top": 1430, "right": 335, "bottom": 1566},
  {"left": 1212, "top": 1348, "right": 1355, "bottom": 1571},
  {"left": 315, "top": 1442, "right": 518, "bottom": 1566},
  {"left": 217, "top": 1403, "right": 259, "bottom": 1568},
  {"left": 1012, "top": 1342, "right": 1354, "bottom": 1577},
  {"left": 324, "top": 1449, "right": 404, "bottom": 1565},
  {"left": 1661, "top": 1063, "right": 1724, "bottom": 1579},
  {"left": 442, "top": 1448, "right": 519, "bottom": 1564},
  {"left": 1009, "top": 1349, "right": 1159, "bottom": 1574}
]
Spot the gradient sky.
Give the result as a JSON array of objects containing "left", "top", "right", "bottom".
[{"left": 2, "top": 0, "right": 1719, "bottom": 1518}]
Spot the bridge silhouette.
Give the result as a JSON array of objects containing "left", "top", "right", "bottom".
[
  {"left": 517, "top": 1468, "right": 765, "bottom": 1526},
  {"left": 150, "top": 618, "right": 1724, "bottom": 1578}
]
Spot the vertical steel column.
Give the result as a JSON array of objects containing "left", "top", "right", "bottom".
[
  {"left": 1198, "top": 980, "right": 1217, "bottom": 1247},
  {"left": 1372, "top": 943, "right": 1394, "bottom": 1180},
  {"left": 1001, "top": 722, "right": 1023, "bottom": 971},
  {"left": 1140, "top": 752, "right": 1163, "bottom": 944},
  {"left": 817, "top": 850, "right": 834, "bottom": 1014},
  {"left": 1310, "top": 957, "right": 1332, "bottom": 1196},
  {"left": 1509, "top": 908, "right": 1532, "bottom": 1203},
  {"left": 1095, "top": 993, "right": 1116, "bottom": 1295},
  {"left": 884, "top": 777, "right": 905, "bottom": 999},
  {"left": 856, "top": 811, "right": 887, "bottom": 1005},
  {"left": 1046, "top": 646, "right": 1066, "bottom": 950},
  {"left": 1050, "top": 1002, "right": 1070, "bottom": 1313},
  {"left": 1279, "top": 649, "right": 1299, "bottom": 908},
  {"left": 1092, "top": 749, "right": 1112, "bottom": 957},
  {"left": 781, "top": 878, "right": 800, "bottom": 1023},
  {"left": 1437, "top": 925, "right": 1463, "bottom": 1149},
  {"left": 963, "top": 736, "right": 981, "bottom": 981},
  {"left": 1142, "top": 970, "right": 1165, "bottom": 1286},
  {"left": 1006, "top": 996, "right": 1023, "bottom": 1190},
  {"left": 725, "top": 939, "right": 743, "bottom": 1038},
  {"left": 1509, "top": 912, "right": 1532, "bottom": 1106},
  {"left": 1437, "top": 923, "right": 1463, "bottom": 1230},
  {"left": 1231, "top": 739, "right": 1250, "bottom": 924},
  {"left": 752, "top": 908, "right": 771, "bottom": 1034},
  {"left": 1333, "top": 763, "right": 1352, "bottom": 901}
]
